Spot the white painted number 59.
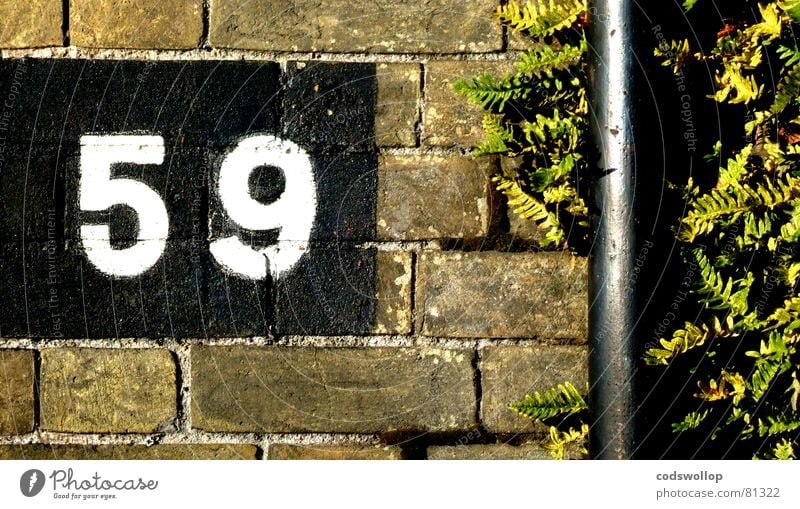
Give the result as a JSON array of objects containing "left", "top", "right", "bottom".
[
  {"left": 79, "top": 134, "right": 316, "bottom": 280},
  {"left": 79, "top": 135, "right": 168, "bottom": 278}
]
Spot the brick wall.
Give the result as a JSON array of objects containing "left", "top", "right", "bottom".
[{"left": 0, "top": 0, "right": 588, "bottom": 460}]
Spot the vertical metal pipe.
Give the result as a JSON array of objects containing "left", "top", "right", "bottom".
[{"left": 587, "top": 0, "right": 637, "bottom": 459}]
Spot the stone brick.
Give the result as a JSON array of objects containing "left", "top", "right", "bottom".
[
  {"left": 509, "top": 29, "right": 536, "bottom": 51},
  {"left": 480, "top": 345, "right": 588, "bottom": 433},
  {"left": 191, "top": 346, "right": 476, "bottom": 433},
  {"left": 374, "top": 251, "right": 413, "bottom": 335},
  {"left": 0, "top": 444, "right": 257, "bottom": 460},
  {"left": 70, "top": 0, "right": 202, "bottom": 49},
  {"left": 427, "top": 443, "right": 552, "bottom": 460},
  {"left": 275, "top": 248, "right": 375, "bottom": 335},
  {"left": 210, "top": 0, "right": 502, "bottom": 53},
  {"left": 283, "top": 62, "right": 376, "bottom": 153},
  {"left": 268, "top": 444, "right": 402, "bottom": 460},
  {"left": 0, "top": 350, "right": 35, "bottom": 435},
  {"left": 416, "top": 251, "right": 588, "bottom": 339},
  {"left": 508, "top": 209, "right": 544, "bottom": 242},
  {"left": 40, "top": 349, "right": 176, "bottom": 433},
  {"left": 0, "top": 0, "right": 62, "bottom": 48},
  {"left": 377, "top": 155, "right": 490, "bottom": 240},
  {"left": 376, "top": 64, "right": 420, "bottom": 147},
  {"left": 423, "top": 60, "right": 516, "bottom": 147},
  {"left": 275, "top": 248, "right": 410, "bottom": 335}
]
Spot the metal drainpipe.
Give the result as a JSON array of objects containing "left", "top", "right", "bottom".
[{"left": 587, "top": 0, "right": 637, "bottom": 459}]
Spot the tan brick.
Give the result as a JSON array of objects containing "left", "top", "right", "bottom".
[
  {"left": 210, "top": 0, "right": 502, "bottom": 53},
  {"left": 375, "top": 251, "right": 413, "bottom": 335},
  {"left": 70, "top": 0, "right": 202, "bottom": 49},
  {"left": 416, "top": 251, "right": 588, "bottom": 339},
  {"left": 480, "top": 345, "right": 587, "bottom": 433},
  {"left": 0, "top": 350, "right": 35, "bottom": 435},
  {"left": 376, "top": 63, "right": 420, "bottom": 147},
  {"left": 0, "top": 444, "right": 257, "bottom": 460},
  {"left": 0, "top": 0, "right": 62, "bottom": 48},
  {"left": 427, "top": 443, "right": 552, "bottom": 460},
  {"left": 423, "top": 60, "right": 515, "bottom": 147},
  {"left": 378, "top": 155, "right": 491, "bottom": 240},
  {"left": 40, "top": 348, "right": 176, "bottom": 433},
  {"left": 268, "top": 444, "right": 402, "bottom": 460},
  {"left": 192, "top": 346, "right": 477, "bottom": 433},
  {"left": 508, "top": 209, "right": 544, "bottom": 242}
]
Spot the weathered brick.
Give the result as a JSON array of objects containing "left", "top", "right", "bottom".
[
  {"left": 268, "top": 444, "right": 402, "bottom": 460},
  {"left": 283, "top": 62, "right": 376, "bottom": 153},
  {"left": 480, "top": 345, "right": 587, "bottom": 433},
  {"left": 0, "top": 350, "right": 35, "bottom": 435},
  {"left": 378, "top": 155, "right": 490, "bottom": 240},
  {"left": 275, "top": 248, "right": 374, "bottom": 335},
  {"left": 427, "top": 443, "right": 552, "bottom": 460},
  {"left": 508, "top": 209, "right": 543, "bottom": 242},
  {"left": 423, "top": 61, "right": 515, "bottom": 147},
  {"left": 70, "top": 0, "right": 202, "bottom": 49},
  {"left": 416, "top": 251, "right": 588, "bottom": 339},
  {"left": 210, "top": 0, "right": 502, "bottom": 53},
  {"left": 376, "top": 64, "right": 420, "bottom": 147},
  {"left": 40, "top": 349, "right": 176, "bottom": 433},
  {"left": 0, "top": 0, "right": 62, "bottom": 48},
  {"left": 275, "top": 248, "right": 410, "bottom": 336},
  {"left": 0, "top": 444, "right": 257, "bottom": 460},
  {"left": 374, "top": 251, "right": 413, "bottom": 335},
  {"left": 192, "top": 346, "right": 476, "bottom": 433}
]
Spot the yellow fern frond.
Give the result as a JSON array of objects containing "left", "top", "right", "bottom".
[{"left": 494, "top": 0, "right": 586, "bottom": 38}]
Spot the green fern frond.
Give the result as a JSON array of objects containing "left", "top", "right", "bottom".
[
  {"left": 678, "top": 188, "right": 750, "bottom": 241},
  {"left": 475, "top": 113, "right": 515, "bottom": 156},
  {"left": 692, "top": 249, "right": 754, "bottom": 316},
  {"left": 777, "top": 44, "right": 800, "bottom": 67},
  {"left": 494, "top": 174, "right": 566, "bottom": 247},
  {"left": 778, "top": 201, "right": 800, "bottom": 244},
  {"left": 452, "top": 73, "right": 532, "bottom": 112},
  {"left": 679, "top": 174, "right": 798, "bottom": 242},
  {"left": 516, "top": 39, "right": 587, "bottom": 78},
  {"left": 757, "top": 414, "right": 800, "bottom": 437},
  {"left": 745, "top": 333, "right": 793, "bottom": 400},
  {"left": 714, "top": 62, "right": 762, "bottom": 104},
  {"left": 495, "top": 0, "right": 586, "bottom": 38},
  {"left": 673, "top": 409, "right": 711, "bottom": 431},
  {"left": 511, "top": 382, "right": 588, "bottom": 421},
  {"left": 655, "top": 39, "right": 693, "bottom": 73},
  {"left": 771, "top": 63, "right": 800, "bottom": 114},
  {"left": 768, "top": 438, "right": 796, "bottom": 459},
  {"left": 767, "top": 297, "right": 800, "bottom": 332},
  {"left": 739, "top": 211, "right": 775, "bottom": 248},
  {"left": 780, "top": 0, "right": 800, "bottom": 23},
  {"left": 544, "top": 423, "right": 589, "bottom": 460},
  {"left": 683, "top": 0, "right": 702, "bottom": 11}
]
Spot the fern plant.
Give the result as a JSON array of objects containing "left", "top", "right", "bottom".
[
  {"left": 458, "top": 0, "right": 800, "bottom": 460},
  {"left": 454, "top": 0, "right": 589, "bottom": 249},
  {"left": 511, "top": 382, "right": 589, "bottom": 459},
  {"left": 644, "top": 1, "right": 800, "bottom": 459}
]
